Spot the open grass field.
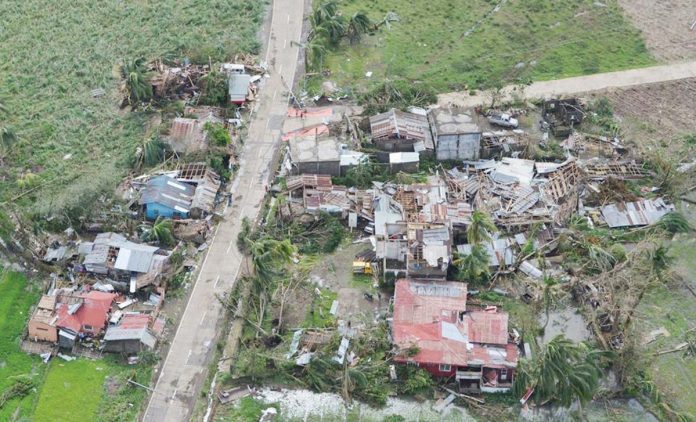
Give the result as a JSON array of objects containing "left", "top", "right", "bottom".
[
  {"left": 0, "top": 270, "right": 44, "bottom": 421},
  {"left": 34, "top": 359, "right": 109, "bottom": 422},
  {"left": 0, "top": 0, "right": 267, "bottom": 225},
  {"left": 34, "top": 357, "right": 153, "bottom": 422},
  {"left": 317, "top": 0, "right": 654, "bottom": 93}
]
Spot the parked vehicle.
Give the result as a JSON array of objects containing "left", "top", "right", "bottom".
[{"left": 488, "top": 113, "right": 519, "bottom": 128}]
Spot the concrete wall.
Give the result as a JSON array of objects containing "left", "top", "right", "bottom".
[
  {"left": 28, "top": 321, "right": 57, "bottom": 343},
  {"left": 436, "top": 134, "right": 481, "bottom": 161},
  {"left": 390, "top": 162, "right": 419, "bottom": 174},
  {"left": 104, "top": 339, "right": 144, "bottom": 354},
  {"left": 374, "top": 138, "right": 416, "bottom": 153},
  {"left": 294, "top": 160, "right": 341, "bottom": 177}
]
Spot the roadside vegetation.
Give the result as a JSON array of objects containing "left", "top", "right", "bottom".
[{"left": 311, "top": 0, "right": 653, "bottom": 94}]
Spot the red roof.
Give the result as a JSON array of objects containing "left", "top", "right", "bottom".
[
  {"left": 392, "top": 279, "right": 518, "bottom": 368},
  {"left": 56, "top": 291, "right": 117, "bottom": 334},
  {"left": 465, "top": 309, "right": 509, "bottom": 345},
  {"left": 118, "top": 313, "right": 151, "bottom": 329}
]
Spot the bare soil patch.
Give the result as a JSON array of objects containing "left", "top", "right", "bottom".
[
  {"left": 588, "top": 77, "right": 696, "bottom": 158},
  {"left": 618, "top": 0, "right": 696, "bottom": 62}
]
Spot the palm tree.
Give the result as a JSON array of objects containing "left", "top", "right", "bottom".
[
  {"left": 341, "top": 362, "right": 368, "bottom": 404},
  {"left": 306, "top": 37, "right": 328, "bottom": 71},
  {"left": 143, "top": 217, "right": 175, "bottom": 247},
  {"left": 467, "top": 210, "right": 496, "bottom": 245},
  {"left": 310, "top": 1, "right": 339, "bottom": 34},
  {"left": 118, "top": 58, "right": 153, "bottom": 105},
  {"left": 514, "top": 335, "right": 606, "bottom": 408},
  {"left": 540, "top": 276, "right": 562, "bottom": 330},
  {"left": 249, "top": 237, "right": 296, "bottom": 284},
  {"left": 647, "top": 245, "right": 673, "bottom": 282},
  {"left": 656, "top": 212, "right": 690, "bottom": 235},
  {"left": 321, "top": 15, "right": 347, "bottom": 45},
  {"left": 453, "top": 244, "right": 490, "bottom": 282},
  {"left": 346, "top": 12, "right": 371, "bottom": 44},
  {"left": 304, "top": 355, "right": 336, "bottom": 392}
]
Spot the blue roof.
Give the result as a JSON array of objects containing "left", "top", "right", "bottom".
[{"left": 139, "top": 176, "right": 195, "bottom": 212}]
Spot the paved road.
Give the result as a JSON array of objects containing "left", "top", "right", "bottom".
[
  {"left": 142, "top": 1, "right": 304, "bottom": 420},
  {"left": 439, "top": 60, "right": 696, "bottom": 108}
]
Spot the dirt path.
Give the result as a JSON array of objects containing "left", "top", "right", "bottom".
[
  {"left": 141, "top": 1, "right": 305, "bottom": 421},
  {"left": 438, "top": 60, "right": 696, "bottom": 108}
]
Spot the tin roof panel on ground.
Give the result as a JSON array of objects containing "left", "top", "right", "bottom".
[{"left": 600, "top": 198, "right": 674, "bottom": 228}]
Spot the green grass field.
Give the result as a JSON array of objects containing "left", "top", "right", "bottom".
[
  {"left": 0, "top": 0, "right": 267, "bottom": 224},
  {"left": 34, "top": 357, "right": 152, "bottom": 422},
  {"left": 34, "top": 360, "right": 109, "bottom": 422},
  {"left": 0, "top": 270, "right": 43, "bottom": 421},
  {"left": 317, "top": 0, "right": 653, "bottom": 93}
]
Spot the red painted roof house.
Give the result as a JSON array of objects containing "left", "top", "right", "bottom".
[
  {"left": 392, "top": 279, "right": 519, "bottom": 393},
  {"left": 56, "top": 290, "right": 118, "bottom": 337}
]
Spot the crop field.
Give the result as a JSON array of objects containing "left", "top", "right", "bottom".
[
  {"left": 318, "top": 0, "right": 654, "bottom": 93},
  {"left": 0, "top": 270, "right": 43, "bottom": 421},
  {"left": 0, "top": 0, "right": 267, "bottom": 225}
]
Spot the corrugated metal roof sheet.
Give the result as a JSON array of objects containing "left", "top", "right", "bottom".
[
  {"left": 114, "top": 248, "right": 155, "bottom": 273},
  {"left": 228, "top": 73, "right": 251, "bottom": 101},
  {"left": 392, "top": 279, "right": 517, "bottom": 368},
  {"left": 139, "top": 175, "right": 195, "bottom": 211},
  {"left": 600, "top": 198, "right": 674, "bottom": 228}
]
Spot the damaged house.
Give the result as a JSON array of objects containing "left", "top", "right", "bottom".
[
  {"left": 392, "top": 279, "right": 518, "bottom": 393},
  {"left": 429, "top": 108, "right": 482, "bottom": 161},
  {"left": 164, "top": 107, "right": 225, "bottom": 155},
  {"left": 288, "top": 135, "right": 365, "bottom": 177},
  {"left": 103, "top": 312, "right": 158, "bottom": 354},
  {"left": 80, "top": 232, "right": 169, "bottom": 293},
  {"left": 451, "top": 158, "right": 581, "bottom": 229},
  {"left": 369, "top": 108, "right": 434, "bottom": 155},
  {"left": 139, "top": 175, "right": 195, "bottom": 220},
  {"left": 28, "top": 289, "right": 120, "bottom": 349},
  {"left": 176, "top": 163, "right": 222, "bottom": 218},
  {"left": 370, "top": 178, "right": 454, "bottom": 278},
  {"left": 138, "top": 167, "right": 220, "bottom": 220},
  {"left": 542, "top": 98, "right": 584, "bottom": 137}
]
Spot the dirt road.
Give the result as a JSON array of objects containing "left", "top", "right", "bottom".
[
  {"left": 438, "top": 60, "right": 696, "bottom": 108},
  {"left": 141, "top": 1, "right": 304, "bottom": 420}
]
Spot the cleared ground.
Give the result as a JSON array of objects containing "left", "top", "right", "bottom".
[
  {"left": 618, "top": 0, "right": 696, "bottom": 62},
  {"left": 0, "top": 0, "right": 266, "bottom": 222},
  {"left": 318, "top": 0, "right": 653, "bottom": 93},
  {"left": 588, "top": 77, "right": 696, "bottom": 159}
]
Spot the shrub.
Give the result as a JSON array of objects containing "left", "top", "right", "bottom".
[
  {"left": 199, "top": 70, "right": 228, "bottom": 107},
  {"left": 204, "top": 122, "right": 231, "bottom": 146}
]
